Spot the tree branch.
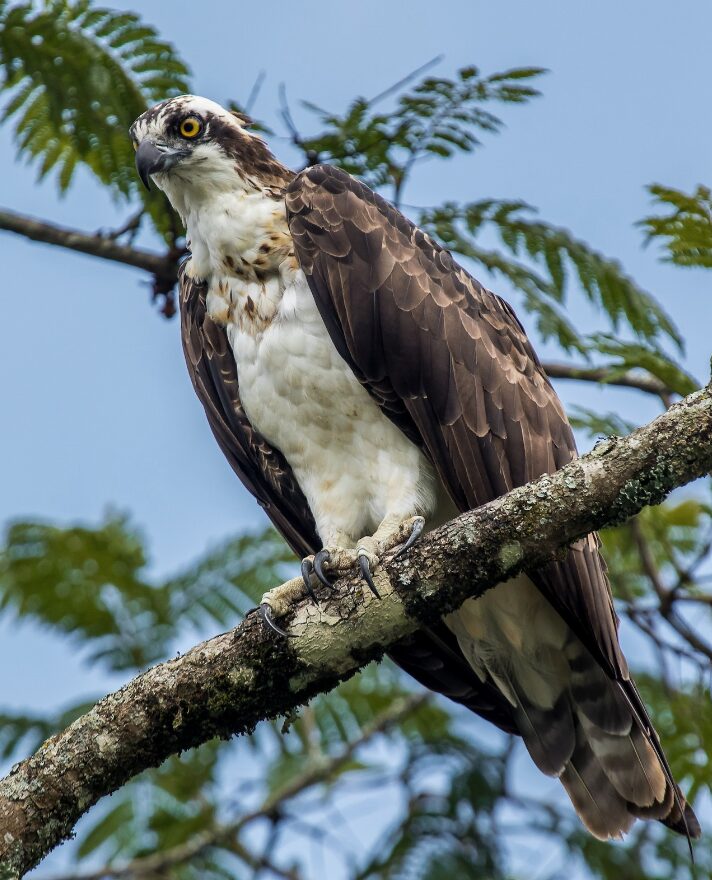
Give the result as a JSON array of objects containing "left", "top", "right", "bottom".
[
  {"left": 541, "top": 360, "right": 671, "bottom": 398},
  {"left": 1, "top": 383, "right": 711, "bottom": 877},
  {"left": 0, "top": 207, "right": 179, "bottom": 288}
]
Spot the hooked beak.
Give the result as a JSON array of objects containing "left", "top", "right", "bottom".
[{"left": 135, "top": 140, "right": 189, "bottom": 190}]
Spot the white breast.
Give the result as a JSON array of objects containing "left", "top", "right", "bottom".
[{"left": 226, "top": 271, "right": 439, "bottom": 547}]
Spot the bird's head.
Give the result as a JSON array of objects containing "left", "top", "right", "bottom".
[{"left": 130, "top": 95, "right": 292, "bottom": 214}]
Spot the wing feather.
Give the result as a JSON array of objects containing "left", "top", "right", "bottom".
[{"left": 286, "top": 163, "right": 626, "bottom": 681}]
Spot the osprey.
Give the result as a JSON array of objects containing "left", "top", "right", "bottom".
[{"left": 131, "top": 95, "right": 699, "bottom": 842}]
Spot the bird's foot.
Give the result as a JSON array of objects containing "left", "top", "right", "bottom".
[
  {"left": 259, "top": 517, "right": 425, "bottom": 638},
  {"left": 305, "top": 516, "right": 426, "bottom": 600},
  {"left": 259, "top": 576, "right": 306, "bottom": 638}
]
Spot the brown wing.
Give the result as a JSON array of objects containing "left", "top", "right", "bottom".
[
  {"left": 179, "top": 261, "right": 518, "bottom": 734},
  {"left": 179, "top": 263, "right": 319, "bottom": 558},
  {"left": 285, "top": 163, "right": 629, "bottom": 682}
]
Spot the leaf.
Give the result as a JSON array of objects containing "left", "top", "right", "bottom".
[
  {"left": 165, "top": 526, "right": 297, "bottom": 629},
  {"left": 601, "top": 487, "right": 712, "bottom": 603},
  {"left": 77, "top": 798, "right": 135, "bottom": 859},
  {"left": 0, "top": 0, "right": 190, "bottom": 240},
  {"left": 0, "top": 513, "right": 176, "bottom": 671},
  {"left": 77, "top": 740, "right": 223, "bottom": 863},
  {"left": 0, "top": 516, "right": 297, "bottom": 673},
  {"left": 587, "top": 335, "right": 698, "bottom": 396},
  {"left": 640, "top": 184, "right": 712, "bottom": 268}
]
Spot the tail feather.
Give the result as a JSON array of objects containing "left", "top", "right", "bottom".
[
  {"left": 578, "top": 713, "right": 666, "bottom": 806},
  {"left": 445, "top": 580, "right": 700, "bottom": 841},
  {"left": 658, "top": 799, "right": 701, "bottom": 839},
  {"left": 560, "top": 727, "right": 635, "bottom": 840},
  {"left": 566, "top": 638, "right": 630, "bottom": 734},
  {"left": 499, "top": 670, "right": 575, "bottom": 778}
]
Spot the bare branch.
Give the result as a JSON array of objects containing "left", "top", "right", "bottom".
[
  {"left": 542, "top": 360, "right": 672, "bottom": 398},
  {"left": 0, "top": 207, "right": 179, "bottom": 287},
  {"left": 1, "top": 382, "right": 711, "bottom": 876},
  {"left": 278, "top": 84, "right": 320, "bottom": 168},
  {"left": 245, "top": 70, "right": 267, "bottom": 114},
  {"left": 368, "top": 55, "right": 444, "bottom": 106},
  {"left": 630, "top": 519, "right": 712, "bottom": 662}
]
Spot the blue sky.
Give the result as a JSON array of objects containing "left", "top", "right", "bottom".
[{"left": 0, "top": 0, "right": 711, "bottom": 871}]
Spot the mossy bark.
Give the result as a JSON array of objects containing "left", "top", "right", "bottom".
[{"left": 1, "top": 383, "right": 711, "bottom": 877}]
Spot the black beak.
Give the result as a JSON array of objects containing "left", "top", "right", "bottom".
[{"left": 135, "top": 140, "right": 187, "bottom": 190}]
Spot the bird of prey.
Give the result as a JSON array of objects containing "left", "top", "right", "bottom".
[{"left": 131, "top": 95, "right": 699, "bottom": 842}]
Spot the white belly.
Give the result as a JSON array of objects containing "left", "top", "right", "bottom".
[{"left": 226, "top": 272, "right": 439, "bottom": 546}]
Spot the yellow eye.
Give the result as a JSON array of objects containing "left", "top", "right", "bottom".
[{"left": 179, "top": 116, "right": 202, "bottom": 138}]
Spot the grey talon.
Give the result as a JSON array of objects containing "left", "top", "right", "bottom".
[
  {"left": 358, "top": 553, "right": 381, "bottom": 598},
  {"left": 394, "top": 517, "right": 426, "bottom": 559},
  {"left": 313, "top": 549, "right": 334, "bottom": 588},
  {"left": 301, "top": 558, "right": 316, "bottom": 601},
  {"left": 260, "top": 603, "right": 293, "bottom": 638}
]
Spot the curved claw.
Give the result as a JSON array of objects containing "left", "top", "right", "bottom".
[
  {"left": 301, "top": 558, "right": 316, "bottom": 602},
  {"left": 358, "top": 551, "right": 381, "bottom": 599},
  {"left": 394, "top": 516, "right": 426, "bottom": 559},
  {"left": 313, "top": 549, "right": 334, "bottom": 589},
  {"left": 260, "top": 603, "right": 293, "bottom": 638}
]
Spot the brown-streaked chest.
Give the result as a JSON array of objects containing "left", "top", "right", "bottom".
[{"left": 184, "top": 190, "right": 299, "bottom": 335}]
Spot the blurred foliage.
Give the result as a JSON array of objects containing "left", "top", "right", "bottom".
[
  {"left": 0, "top": 3, "right": 710, "bottom": 879},
  {"left": 568, "top": 406, "right": 637, "bottom": 440},
  {"left": 641, "top": 184, "right": 712, "bottom": 269}
]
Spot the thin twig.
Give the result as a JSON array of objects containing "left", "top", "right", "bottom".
[
  {"left": 245, "top": 70, "right": 267, "bottom": 114},
  {"left": 99, "top": 209, "right": 144, "bottom": 243},
  {"left": 542, "top": 361, "right": 673, "bottom": 399},
  {"left": 369, "top": 55, "right": 444, "bottom": 106},
  {"left": 630, "top": 520, "right": 712, "bottom": 661},
  {"left": 278, "top": 84, "right": 319, "bottom": 167}
]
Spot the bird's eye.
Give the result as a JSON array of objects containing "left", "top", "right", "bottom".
[{"left": 179, "top": 116, "right": 202, "bottom": 139}]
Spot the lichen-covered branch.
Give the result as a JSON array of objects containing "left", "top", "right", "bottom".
[{"left": 0, "top": 383, "right": 711, "bottom": 877}]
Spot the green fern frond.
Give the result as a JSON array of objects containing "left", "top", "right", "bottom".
[
  {"left": 640, "top": 183, "right": 712, "bottom": 268},
  {"left": 585, "top": 334, "right": 698, "bottom": 396},
  {"left": 0, "top": 0, "right": 190, "bottom": 240}
]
